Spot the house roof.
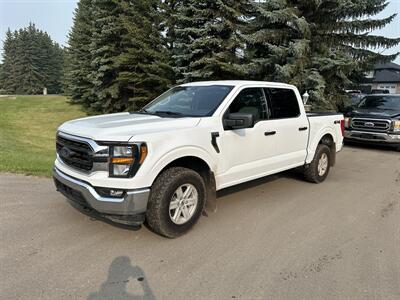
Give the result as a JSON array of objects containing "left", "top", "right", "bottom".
[
  {"left": 373, "top": 69, "right": 400, "bottom": 83},
  {"left": 374, "top": 62, "right": 400, "bottom": 71}
]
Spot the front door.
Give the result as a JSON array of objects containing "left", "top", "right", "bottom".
[{"left": 217, "top": 87, "right": 278, "bottom": 189}]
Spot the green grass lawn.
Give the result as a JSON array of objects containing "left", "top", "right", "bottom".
[{"left": 0, "top": 95, "right": 86, "bottom": 177}]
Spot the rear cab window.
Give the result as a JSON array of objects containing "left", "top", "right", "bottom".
[{"left": 264, "top": 88, "right": 300, "bottom": 119}]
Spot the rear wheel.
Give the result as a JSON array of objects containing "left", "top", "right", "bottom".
[
  {"left": 303, "top": 144, "right": 331, "bottom": 183},
  {"left": 146, "top": 167, "right": 206, "bottom": 238}
]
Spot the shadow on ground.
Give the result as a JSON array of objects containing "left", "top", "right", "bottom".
[
  {"left": 66, "top": 200, "right": 143, "bottom": 232},
  {"left": 217, "top": 169, "right": 304, "bottom": 198},
  {"left": 87, "top": 256, "right": 156, "bottom": 300},
  {"left": 344, "top": 141, "right": 399, "bottom": 153}
]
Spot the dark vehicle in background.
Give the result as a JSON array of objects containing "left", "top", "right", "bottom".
[
  {"left": 371, "top": 89, "right": 390, "bottom": 94},
  {"left": 344, "top": 94, "right": 400, "bottom": 151},
  {"left": 345, "top": 90, "right": 365, "bottom": 107}
]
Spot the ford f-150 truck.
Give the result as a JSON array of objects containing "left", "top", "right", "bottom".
[
  {"left": 344, "top": 94, "right": 400, "bottom": 150},
  {"left": 54, "top": 81, "right": 344, "bottom": 237}
]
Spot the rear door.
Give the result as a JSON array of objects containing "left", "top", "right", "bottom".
[{"left": 263, "top": 87, "right": 309, "bottom": 169}]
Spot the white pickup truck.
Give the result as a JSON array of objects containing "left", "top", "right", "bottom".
[{"left": 54, "top": 81, "right": 344, "bottom": 237}]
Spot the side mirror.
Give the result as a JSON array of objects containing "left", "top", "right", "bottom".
[{"left": 223, "top": 113, "right": 254, "bottom": 130}]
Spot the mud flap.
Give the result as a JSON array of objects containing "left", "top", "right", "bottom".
[{"left": 204, "top": 170, "right": 217, "bottom": 213}]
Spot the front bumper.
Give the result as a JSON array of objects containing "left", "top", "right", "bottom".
[
  {"left": 344, "top": 130, "right": 400, "bottom": 146},
  {"left": 53, "top": 167, "right": 150, "bottom": 221}
]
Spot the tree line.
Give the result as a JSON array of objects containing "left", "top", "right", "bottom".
[
  {"left": 0, "top": 23, "right": 64, "bottom": 94},
  {"left": 1, "top": 1, "right": 399, "bottom": 111}
]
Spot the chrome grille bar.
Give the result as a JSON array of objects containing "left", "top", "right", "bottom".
[{"left": 351, "top": 118, "right": 391, "bottom": 133}]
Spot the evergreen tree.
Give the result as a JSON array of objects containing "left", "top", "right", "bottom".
[
  {"left": 111, "top": 0, "right": 174, "bottom": 111},
  {"left": 65, "top": 0, "right": 173, "bottom": 112},
  {"left": 161, "top": 0, "right": 182, "bottom": 53},
  {"left": 173, "top": 0, "right": 253, "bottom": 82},
  {"left": 0, "top": 29, "right": 17, "bottom": 93},
  {"left": 0, "top": 24, "right": 64, "bottom": 94},
  {"left": 64, "top": 0, "right": 96, "bottom": 108},
  {"left": 62, "top": 0, "right": 399, "bottom": 112},
  {"left": 243, "top": 0, "right": 400, "bottom": 110}
]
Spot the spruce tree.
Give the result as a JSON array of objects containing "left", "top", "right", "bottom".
[
  {"left": 66, "top": 0, "right": 173, "bottom": 112},
  {"left": 161, "top": 0, "right": 183, "bottom": 53},
  {"left": 112, "top": 0, "right": 173, "bottom": 111},
  {"left": 0, "top": 29, "right": 17, "bottom": 93},
  {"left": 292, "top": 0, "right": 400, "bottom": 110},
  {"left": 173, "top": 0, "right": 253, "bottom": 82},
  {"left": 243, "top": 0, "right": 400, "bottom": 110},
  {"left": 0, "top": 24, "right": 64, "bottom": 94},
  {"left": 64, "top": 0, "right": 96, "bottom": 108},
  {"left": 87, "top": 0, "right": 123, "bottom": 112}
]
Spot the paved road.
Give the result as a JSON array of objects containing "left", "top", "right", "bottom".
[{"left": 1, "top": 146, "right": 399, "bottom": 300}]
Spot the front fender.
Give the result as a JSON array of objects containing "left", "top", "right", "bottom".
[{"left": 147, "top": 146, "right": 216, "bottom": 186}]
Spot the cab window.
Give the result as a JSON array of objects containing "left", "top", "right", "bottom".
[
  {"left": 226, "top": 88, "right": 268, "bottom": 123},
  {"left": 265, "top": 88, "right": 300, "bottom": 119}
]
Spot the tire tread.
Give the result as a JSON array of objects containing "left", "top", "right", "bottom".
[
  {"left": 303, "top": 144, "right": 331, "bottom": 183},
  {"left": 146, "top": 167, "right": 205, "bottom": 238}
]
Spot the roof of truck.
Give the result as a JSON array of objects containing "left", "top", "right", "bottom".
[{"left": 180, "top": 80, "right": 296, "bottom": 89}]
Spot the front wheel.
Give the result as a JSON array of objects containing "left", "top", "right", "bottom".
[
  {"left": 146, "top": 167, "right": 206, "bottom": 238},
  {"left": 303, "top": 144, "right": 331, "bottom": 183}
]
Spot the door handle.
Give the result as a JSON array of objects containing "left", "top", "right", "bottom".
[
  {"left": 299, "top": 127, "right": 308, "bottom": 131},
  {"left": 264, "top": 131, "right": 276, "bottom": 136}
]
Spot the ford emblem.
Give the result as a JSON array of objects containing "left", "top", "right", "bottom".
[
  {"left": 364, "top": 122, "right": 375, "bottom": 127},
  {"left": 61, "top": 147, "right": 72, "bottom": 158}
]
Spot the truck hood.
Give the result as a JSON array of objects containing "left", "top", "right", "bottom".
[
  {"left": 347, "top": 108, "right": 400, "bottom": 120},
  {"left": 58, "top": 112, "right": 201, "bottom": 142}
]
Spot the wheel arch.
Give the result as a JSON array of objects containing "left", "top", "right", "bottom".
[
  {"left": 150, "top": 152, "right": 217, "bottom": 213},
  {"left": 317, "top": 133, "right": 336, "bottom": 166},
  {"left": 307, "top": 125, "right": 337, "bottom": 165}
]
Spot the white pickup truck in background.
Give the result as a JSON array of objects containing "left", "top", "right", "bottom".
[{"left": 54, "top": 81, "right": 344, "bottom": 237}]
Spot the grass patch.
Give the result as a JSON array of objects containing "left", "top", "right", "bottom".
[{"left": 0, "top": 95, "right": 86, "bottom": 177}]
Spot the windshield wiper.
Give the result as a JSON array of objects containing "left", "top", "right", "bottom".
[
  {"left": 132, "top": 110, "right": 196, "bottom": 117},
  {"left": 131, "top": 109, "right": 156, "bottom": 115},
  {"left": 153, "top": 111, "right": 186, "bottom": 117}
]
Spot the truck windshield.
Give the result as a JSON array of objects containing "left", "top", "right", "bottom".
[
  {"left": 142, "top": 85, "right": 234, "bottom": 117},
  {"left": 357, "top": 95, "right": 400, "bottom": 110}
]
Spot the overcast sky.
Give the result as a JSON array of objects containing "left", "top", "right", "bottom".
[{"left": 0, "top": 0, "right": 399, "bottom": 64}]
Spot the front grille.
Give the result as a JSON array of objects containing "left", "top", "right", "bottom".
[
  {"left": 56, "top": 134, "right": 93, "bottom": 172},
  {"left": 351, "top": 118, "right": 391, "bottom": 133},
  {"left": 54, "top": 178, "right": 91, "bottom": 208}
]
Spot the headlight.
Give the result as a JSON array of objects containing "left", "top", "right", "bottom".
[
  {"left": 109, "top": 144, "right": 147, "bottom": 178},
  {"left": 113, "top": 146, "right": 133, "bottom": 157},
  {"left": 393, "top": 120, "right": 400, "bottom": 132},
  {"left": 344, "top": 117, "right": 351, "bottom": 129}
]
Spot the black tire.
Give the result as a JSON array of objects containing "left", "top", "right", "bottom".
[
  {"left": 146, "top": 167, "right": 206, "bottom": 238},
  {"left": 303, "top": 144, "right": 331, "bottom": 183}
]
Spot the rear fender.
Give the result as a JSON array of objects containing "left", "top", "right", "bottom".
[{"left": 306, "top": 127, "right": 337, "bottom": 164}]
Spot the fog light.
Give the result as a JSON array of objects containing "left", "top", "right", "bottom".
[
  {"left": 389, "top": 134, "right": 400, "bottom": 140},
  {"left": 95, "top": 187, "right": 125, "bottom": 198},
  {"left": 110, "top": 189, "right": 124, "bottom": 197}
]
